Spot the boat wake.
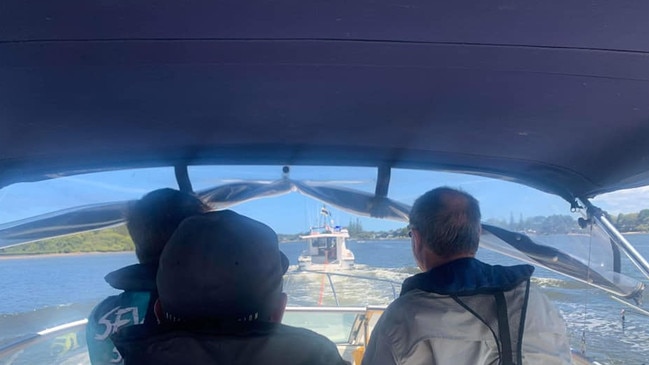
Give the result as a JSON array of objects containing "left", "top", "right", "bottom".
[{"left": 284, "top": 266, "right": 649, "bottom": 365}]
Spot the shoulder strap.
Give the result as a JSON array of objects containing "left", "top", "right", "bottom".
[
  {"left": 494, "top": 291, "right": 513, "bottom": 365},
  {"left": 515, "top": 279, "right": 531, "bottom": 364},
  {"left": 495, "top": 278, "right": 531, "bottom": 365}
]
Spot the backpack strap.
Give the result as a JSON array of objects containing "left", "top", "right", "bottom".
[
  {"left": 495, "top": 291, "right": 513, "bottom": 365},
  {"left": 495, "top": 278, "right": 531, "bottom": 365}
]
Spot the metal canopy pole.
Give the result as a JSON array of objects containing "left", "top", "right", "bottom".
[
  {"left": 374, "top": 165, "right": 391, "bottom": 198},
  {"left": 174, "top": 164, "right": 194, "bottom": 193},
  {"left": 582, "top": 198, "right": 649, "bottom": 280}
]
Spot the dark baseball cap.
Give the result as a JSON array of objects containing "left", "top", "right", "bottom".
[{"left": 156, "top": 210, "right": 289, "bottom": 322}]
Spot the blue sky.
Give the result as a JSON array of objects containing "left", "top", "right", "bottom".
[{"left": 0, "top": 165, "right": 646, "bottom": 234}]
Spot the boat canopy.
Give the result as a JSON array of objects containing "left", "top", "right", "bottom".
[
  {"left": 1, "top": 1, "right": 649, "bottom": 204},
  {"left": 2, "top": 0, "right": 649, "bottom": 318}
]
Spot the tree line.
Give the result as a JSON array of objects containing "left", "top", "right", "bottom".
[
  {"left": 2, "top": 210, "right": 649, "bottom": 255},
  {"left": 609, "top": 209, "right": 649, "bottom": 232},
  {"left": 480, "top": 210, "right": 649, "bottom": 234},
  {"left": 485, "top": 214, "right": 578, "bottom": 234},
  {"left": 0, "top": 226, "right": 135, "bottom": 255}
]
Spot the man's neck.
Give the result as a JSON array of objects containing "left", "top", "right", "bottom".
[{"left": 424, "top": 252, "right": 475, "bottom": 270}]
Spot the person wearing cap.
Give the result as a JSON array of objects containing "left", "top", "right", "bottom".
[
  {"left": 112, "top": 210, "right": 349, "bottom": 365},
  {"left": 86, "top": 188, "right": 209, "bottom": 365}
]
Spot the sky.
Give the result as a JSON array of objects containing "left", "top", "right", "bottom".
[{"left": 0, "top": 165, "right": 647, "bottom": 234}]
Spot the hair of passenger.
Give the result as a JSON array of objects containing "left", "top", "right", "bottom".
[
  {"left": 409, "top": 187, "right": 481, "bottom": 257},
  {"left": 126, "top": 188, "right": 210, "bottom": 265}
]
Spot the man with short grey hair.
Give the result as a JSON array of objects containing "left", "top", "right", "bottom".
[{"left": 362, "top": 187, "right": 572, "bottom": 365}]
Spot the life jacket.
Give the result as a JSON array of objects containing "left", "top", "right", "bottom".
[
  {"left": 362, "top": 258, "right": 571, "bottom": 365},
  {"left": 86, "top": 263, "right": 158, "bottom": 365},
  {"left": 400, "top": 258, "right": 534, "bottom": 365}
]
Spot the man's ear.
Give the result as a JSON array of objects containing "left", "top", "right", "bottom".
[
  {"left": 410, "top": 229, "right": 419, "bottom": 251},
  {"left": 270, "top": 292, "right": 288, "bottom": 323},
  {"left": 411, "top": 230, "right": 426, "bottom": 271}
]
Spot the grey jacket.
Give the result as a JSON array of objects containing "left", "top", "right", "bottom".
[
  {"left": 362, "top": 258, "right": 572, "bottom": 365},
  {"left": 113, "top": 320, "right": 349, "bottom": 365}
]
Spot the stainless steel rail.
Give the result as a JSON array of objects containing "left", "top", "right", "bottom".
[
  {"left": 0, "top": 319, "right": 88, "bottom": 358},
  {"left": 583, "top": 199, "right": 649, "bottom": 281},
  {"left": 285, "top": 306, "right": 386, "bottom": 313},
  {"left": 297, "top": 270, "right": 401, "bottom": 305},
  {"left": 0, "top": 307, "right": 387, "bottom": 361}
]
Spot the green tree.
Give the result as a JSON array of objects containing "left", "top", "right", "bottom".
[{"left": 347, "top": 218, "right": 364, "bottom": 237}]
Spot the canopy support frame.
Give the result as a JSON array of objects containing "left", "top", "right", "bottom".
[
  {"left": 174, "top": 164, "right": 194, "bottom": 193},
  {"left": 581, "top": 198, "right": 649, "bottom": 281}
]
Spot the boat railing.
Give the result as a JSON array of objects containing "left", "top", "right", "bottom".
[
  {"left": 0, "top": 305, "right": 600, "bottom": 365},
  {"left": 0, "top": 269, "right": 403, "bottom": 364},
  {"left": 0, "top": 319, "right": 88, "bottom": 363},
  {"left": 0, "top": 307, "right": 388, "bottom": 365}
]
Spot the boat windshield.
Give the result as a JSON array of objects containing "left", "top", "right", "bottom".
[{"left": 1, "top": 166, "right": 649, "bottom": 364}]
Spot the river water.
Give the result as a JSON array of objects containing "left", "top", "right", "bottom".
[{"left": 1, "top": 236, "right": 649, "bottom": 364}]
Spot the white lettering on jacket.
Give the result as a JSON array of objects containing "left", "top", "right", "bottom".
[{"left": 95, "top": 306, "right": 141, "bottom": 341}]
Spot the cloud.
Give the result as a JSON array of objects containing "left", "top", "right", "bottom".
[
  {"left": 592, "top": 186, "right": 649, "bottom": 214},
  {"left": 63, "top": 176, "right": 150, "bottom": 195}
]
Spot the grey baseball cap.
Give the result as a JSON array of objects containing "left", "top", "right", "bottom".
[{"left": 156, "top": 210, "right": 289, "bottom": 322}]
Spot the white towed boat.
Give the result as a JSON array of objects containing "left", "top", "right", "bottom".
[{"left": 298, "top": 207, "right": 355, "bottom": 271}]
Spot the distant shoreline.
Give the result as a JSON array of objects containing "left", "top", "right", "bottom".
[
  {"left": 0, "top": 251, "right": 133, "bottom": 260},
  {"left": 1, "top": 231, "right": 646, "bottom": 258}
]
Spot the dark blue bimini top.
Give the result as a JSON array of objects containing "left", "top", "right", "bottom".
[{"left": 400, "top": 258, "right": 534, "bottom": 297}]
